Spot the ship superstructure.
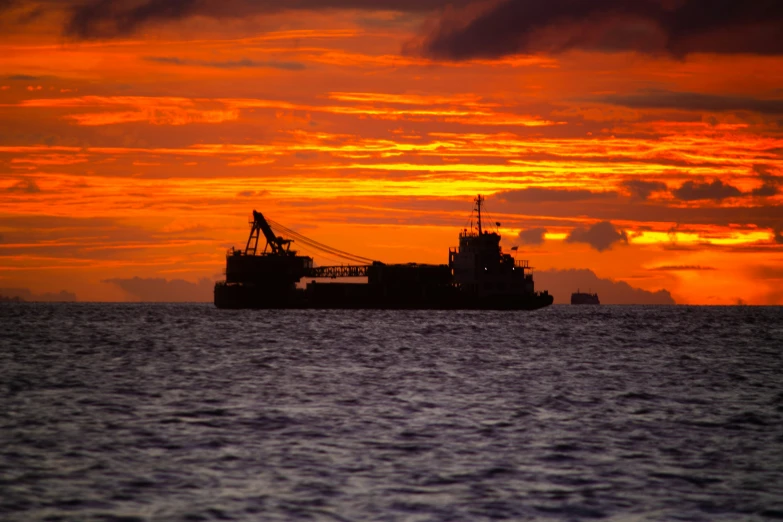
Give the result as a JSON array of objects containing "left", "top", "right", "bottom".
[
  {"left": 214, "top": 196, "right": 553, "bottom": 309},
  {"left": 449, "top": 195, "right": 535, "bottom": 299}
]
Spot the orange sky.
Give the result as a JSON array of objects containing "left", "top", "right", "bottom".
[{"left": 1, "top": 1, "right": 782, "bottom": 304}]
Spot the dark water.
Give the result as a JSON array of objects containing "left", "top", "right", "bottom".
[{"left": 1, "top": 304, "right": 782, "bottom": 521}]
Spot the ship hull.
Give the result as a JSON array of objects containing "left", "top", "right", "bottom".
[
  {"left": 214, "top": 283, "right": 553, "bottom": 310},
  {"left": 571, "top": 293, "right": 600, "bottom": 305}
]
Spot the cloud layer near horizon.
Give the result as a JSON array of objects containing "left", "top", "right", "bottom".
[
  {"left": 0, "top": 288, "right": 77, "bottom": 302},
  {"left": 101, "top": 272, "right": 674, "bottom": 305},
  {"left": 534, "top": 269, "right": 675, "bottom": 305},
  {"left": 105, "top": 277, "right": 215, "bottom": 302}
]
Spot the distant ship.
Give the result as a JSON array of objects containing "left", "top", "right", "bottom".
[
  {"left": 214, "top": 195, "right": 553, "bottom": 310},
  {"left": 571, "top": 290, "right": 600, "bottom": 305}
]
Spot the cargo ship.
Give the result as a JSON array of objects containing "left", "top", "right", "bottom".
[
  {"left": 214, "top": 195, "right": 553, "bottom": 310},
  {"left": 571, "top": 290, "right": 600, "bottom": 305}
]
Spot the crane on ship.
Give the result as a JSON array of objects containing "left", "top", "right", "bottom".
[
  {"left": 245, "top": 209, "right": 376, "bottom": 277},
  {"left": 245, "top": 210, "right": 294, "bottom": 255}
]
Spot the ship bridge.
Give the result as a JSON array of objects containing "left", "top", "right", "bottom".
[{"left": 448, "top": 194, "right": 535, "bottom": 297}]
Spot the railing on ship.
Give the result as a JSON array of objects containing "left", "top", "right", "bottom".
[{"left": 308, "top": 265, "right": 370, "bottom": 278}]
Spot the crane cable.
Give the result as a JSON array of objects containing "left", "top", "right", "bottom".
[
  {"left": 266, "top": 219, "right": 371, "bottom": 262},
  {"left": 266, "top": 218, "right": 376, "bottom": 264},
  {"left": 274, "top": 228, "right": 371, "bottom": 264}
]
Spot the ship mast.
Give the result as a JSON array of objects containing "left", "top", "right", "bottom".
[{"left": 475, "top": 194, "right": 484, "bottom": 235}]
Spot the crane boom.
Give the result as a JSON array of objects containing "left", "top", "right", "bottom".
[{"left": 246, "top": 210, "right": 293, "bottom": 255}]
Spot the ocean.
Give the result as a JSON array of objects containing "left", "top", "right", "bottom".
[{"left": 1, "top": 304, "right": 782, "bottom": 521}]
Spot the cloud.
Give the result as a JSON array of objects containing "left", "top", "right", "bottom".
[
  {"left": 622, "top": 179, "right": 667, "bottom": 200},
  {"left": 754, "top": 164, "right": 779, "bottom": 177},
  {"left": 65, "top": 0, "right": 202, "bottom": 38},
  {"left": 498, "top": 187, "right": 616, "bottom": 203},
  {"left": 517, "top": 227, "right": 546, "bottom": 245},
  {"left": 565, "top": 221, "right": 628, "bottom": 252},
  {"left": 6, "top": 74, "right": 41, "bottom": 81},
  {"left": 145, "top": 56, "right": 306, "bottom": 71},
  {"left": 18, "top": 95, "right": 240, "bottom": 126},
  {"left": 751, "top": 165, "right": 782, "bottom": 197},
  {"left": 752, "top": 265, "right": 783, "bottom": 305},
  {"left": 5, "top": 178, "right": 40, "bottom": 193},
  {"left": 594, "top": 90, "right": 783, "bottom": 115},
  {"left": 673, "top": 179, "right": 742, "bottom": 201},
  {"left": 237, "top": 190, "right": 269, "bottom": 198},
  {"left": 0, "top": 288, "right": 77, "bottom": 302},
  {"left": 753, "top": 265, "right": 783, "bottom": 279},
  {"left": 420, "top": 0, "right": 783, "bottom": 60},
  {"left": 649, "top": 265, "right": 715, "bottom": 271},
  {"left": 61, "top": 0, "right": 471, "bottom": 39},
  {"left": 533, "top": 269, "right": 675, "bottom": 305},
  {"left": 752, "top": 184, "right": 780, "bottom": 197},
  {"left": 774, "top": 227, "right": 783, "bottom": 244},
  {"left": 105, "top": 276, "right": 214, "bottom": 302}
]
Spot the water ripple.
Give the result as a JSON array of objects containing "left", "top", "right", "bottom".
[{"left": 1, "top": 304, "right": 782, "bottom": 521}]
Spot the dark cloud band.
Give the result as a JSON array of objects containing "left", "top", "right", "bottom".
[
  {"left": 56, "top": 0, "right": 472, "bottom": 39},
  {"left": 421, "top": 0, "right": 783, "bottom": 59},
  {"left": 594, "top": 90, "right": 783, "bottom": 115}
]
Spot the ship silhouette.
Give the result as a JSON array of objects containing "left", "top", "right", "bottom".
[
  {"left": 214, "top": 195, "right": 553, "bottom": 310},
  {"left": 571, "top": 290, "right": 600, "bottom": 305}
]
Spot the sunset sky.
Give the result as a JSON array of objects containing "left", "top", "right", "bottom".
[{"left": 1, "top": 0, "right": 782, "bottom": 304}]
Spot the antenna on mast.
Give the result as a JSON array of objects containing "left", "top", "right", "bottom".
[{"left": 475, "top": 194, "right": 484, "bottom": 235}]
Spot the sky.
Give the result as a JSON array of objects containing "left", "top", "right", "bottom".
[{"left": 1, "top": 0, "right": 782, "bottom": 304}]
